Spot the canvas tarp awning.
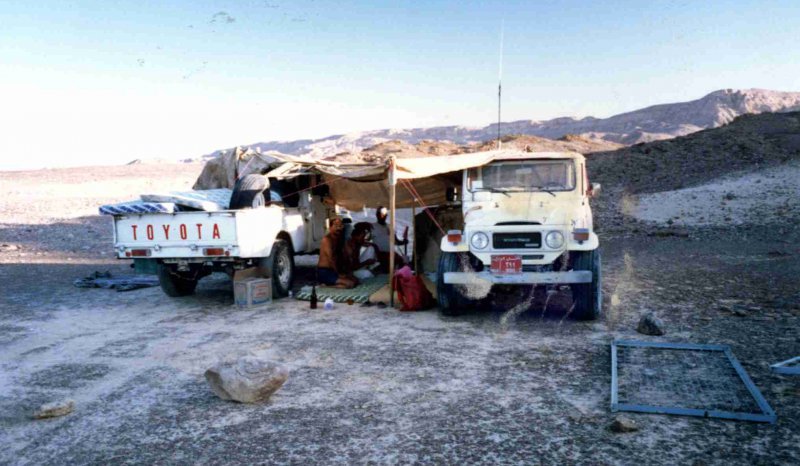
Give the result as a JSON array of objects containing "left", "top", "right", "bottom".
[
  {"left": 262, "top": 150, "right": 580, "bottom": 210},
  {"left": 193, "top": 148, "right": 581, "bottom": 211}
]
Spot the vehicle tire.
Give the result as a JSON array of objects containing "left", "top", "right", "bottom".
[
  {"left": 157, "top": 263, "right": 199, "bottom": 297},
  {"left": 436, "top": 252, "right": 471, "bottom": 316},
  {"left": 570, "top": 249, "right": 602, "bottom": 320},
  {"left": 263, "top": 239, "right": 294, "bottom": 298},
  {"left": 229, "top": 174, "right": 269, "bottom": 210}
]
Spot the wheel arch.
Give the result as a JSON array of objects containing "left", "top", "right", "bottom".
[{"left": 276, "top": 230, "right": 295, "bottom": 255}]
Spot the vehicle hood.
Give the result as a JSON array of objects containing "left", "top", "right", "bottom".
[{"left": 464, "top": 196, "right": 577, "bottom": 227}]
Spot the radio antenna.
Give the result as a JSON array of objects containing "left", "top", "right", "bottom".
[{"left": 497, "top": 20, "right": 504, "bottom": 150}]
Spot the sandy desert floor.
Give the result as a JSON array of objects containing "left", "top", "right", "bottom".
[{"left": 1, "top": 163, "right": 799, "bottom": 465}]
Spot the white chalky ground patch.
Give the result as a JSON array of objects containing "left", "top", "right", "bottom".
[{"left": 632, "top": 162, "right": 800, "bottom": 227}]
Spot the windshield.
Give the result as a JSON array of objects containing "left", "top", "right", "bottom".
[{"left": 470, "top": 160, "right": 576, "bottom": 192}]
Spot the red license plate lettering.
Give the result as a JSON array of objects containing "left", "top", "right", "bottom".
[{"left": 491, "top": 255, "right": 522, "bottom": 274}]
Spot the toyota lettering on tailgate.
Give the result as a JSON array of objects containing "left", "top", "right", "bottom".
[{"left": 130, "top": 223, "right": 221, "bottom": 241}]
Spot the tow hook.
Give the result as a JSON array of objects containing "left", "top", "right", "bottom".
[{"left": 177, "top": 260, "right": 190, "bottom": 272}]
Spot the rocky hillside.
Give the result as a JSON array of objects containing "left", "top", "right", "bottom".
[
  {"left": 588, "top": 111, "right": 800, "bottom": 195},
  {"left": 586, "top": 111, "right": 800, "bottom": 231},
  {"left": 323, "top": 134, "right": 624, "bottom": 165},
  {"left": 199, "top": 89, "right": 800, "bottom": 161}
]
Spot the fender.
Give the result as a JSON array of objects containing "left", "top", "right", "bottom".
[
  {"left": 568, "top": 232, "right": 600, "bottom": 251},
  {"left": 440, "top": 236, "right": 469, "bottom": 253}
]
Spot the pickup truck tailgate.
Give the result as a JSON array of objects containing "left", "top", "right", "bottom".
[{"left": 113, "top": 208, "right": 283, "bottom": 259}]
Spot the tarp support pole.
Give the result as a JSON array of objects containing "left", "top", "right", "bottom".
[
  {"left": 412, "top": 205, "right": 417, "bottom": 273},
  {"left": 389, "top": 156, "right": 397, "bottom": 307}
]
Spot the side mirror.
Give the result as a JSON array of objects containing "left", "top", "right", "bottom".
[
  {"left": 445, "top": 187, "right": 459, "bottom": 203},
  {"left": 589, "top": 183, "right": 601, "bottom": 198}
]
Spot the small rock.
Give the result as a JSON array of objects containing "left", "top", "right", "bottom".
[
  {"left": 33, "top": 399, "right": 75, "bottom": 419},
  {"left": 733, "top": 308, "right": 748, "bottom": 317},
  {"left": 637, "top": 313, "right": 666, "bottom": 336},
  {"left": 205, "top": 356, "right": 288, "bottom": 403},
  {"left": 767, "top": 250, "right": 789, "bottom": 257},
  {"left": 610, "top": 415, "right": 639, "bottom": 433},
  {"left": 647, "top": 229, "right": 689, "bottom": 238}
]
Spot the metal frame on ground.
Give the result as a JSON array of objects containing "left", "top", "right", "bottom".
[
  {"left": 770, "top": 356, "right": 800, "bottom": 375},
  {"left": 610, "top": 340, "right": 776, "bottom": 424}
]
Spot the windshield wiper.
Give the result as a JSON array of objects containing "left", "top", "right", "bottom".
[
  {"left": 484, "top": 187, "right": 511, "bottom": 197},
  {"left": 533, "top": 187, "right": 557, "bottom": 197}
]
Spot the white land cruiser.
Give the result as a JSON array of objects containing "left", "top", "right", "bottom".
[
  {"left": 436, "top": 152, "right": 602, "bottom": 319},
  {"left": 111, "top": 174, "right": 330, "bottom": 298}
]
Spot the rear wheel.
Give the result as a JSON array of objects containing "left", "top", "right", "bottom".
[
  {"left": 157, "top": 263, "right": 199, "bottom": 297},
  {"left": 261, "top": 239, "right": 294, "bottom": 298},
  {"left": 570, "top": 249, "right": 602, "bottom": 320},
  {"left": 229, "top": 174, "right": 269, "bottom": 210},
  {"left": 436, "top": 252, "right": 472, "bottom": 316}
]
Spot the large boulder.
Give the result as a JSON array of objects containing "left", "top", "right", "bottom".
[{"left": 204, "top": 357, "right": 289, "bottom": 403}]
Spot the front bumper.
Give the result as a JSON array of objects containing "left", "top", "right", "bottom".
[{"left": 443, "top": 270, "right": 592, "bottom": 285}]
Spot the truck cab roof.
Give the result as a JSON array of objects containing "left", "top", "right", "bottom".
[{"left": 488, "top": 150, "right": 586, "bottom": 163}]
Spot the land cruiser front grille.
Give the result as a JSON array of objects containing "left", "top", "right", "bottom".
[{"left": 493, "top": 232, "right": 541, "bottom": 249}]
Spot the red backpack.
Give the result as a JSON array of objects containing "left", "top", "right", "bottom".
[{"left": 393, "top": 267, "right": 434, "bottom": 312}]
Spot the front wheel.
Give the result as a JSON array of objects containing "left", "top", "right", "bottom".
[
  {"left": 570, "top": 249, "right": 602, "bottom": 320},
  {"left": 157, "top": 263, "right": 199, "bottom": 297},
  {"left": 436, "top": 252, "right": 472, "bottom": 316},
  {"left": 261, "top": 239, "right": 294, "bottom": 298}
]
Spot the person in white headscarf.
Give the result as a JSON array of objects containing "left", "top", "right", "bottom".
[{"left": 369, "top": 206, "right": 408, "bottom": 273}]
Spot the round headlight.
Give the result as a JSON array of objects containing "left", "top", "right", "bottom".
[
  {"left": 470, "top": 231, "right": 489, "bottom": 249},
  {"left": 545, "top": 230, "right": 565, "bottom": 249}
]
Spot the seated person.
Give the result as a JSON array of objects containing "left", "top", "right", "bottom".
[
  {"left": 345, "top": 222, "right": 379, "bottom": 278},
  {"left": 317, "top": 217, "right": 358, "bottom": 289},
  {"left": 370, "top": 206, "right": 408, "bottom": 273}
]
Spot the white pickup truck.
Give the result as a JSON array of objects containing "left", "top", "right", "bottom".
[{"left": 111, "top": 174, "right": 329, "bottom": 298}]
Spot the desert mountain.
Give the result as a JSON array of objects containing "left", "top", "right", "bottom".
[{"left": 201, "top": 88, "right": 800, "bottom": 161}]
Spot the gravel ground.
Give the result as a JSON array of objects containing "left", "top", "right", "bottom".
[{"left": 1, "top": 163, "right": 799, "bottom": 465}]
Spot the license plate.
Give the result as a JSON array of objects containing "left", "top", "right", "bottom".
[{"left": 491, "top": 255, "right": 522, "bottom": 274}]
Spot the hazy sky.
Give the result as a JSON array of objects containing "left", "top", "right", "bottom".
[{"left": 2, "top": 0, "right": 799, "bottom": 169}]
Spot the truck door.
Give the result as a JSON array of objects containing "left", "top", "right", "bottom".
[
  {"left": 298, "top": 193, "right": 327, "bottom": 251},
  {"left": 309, "top": 194, "right": 327, "bottom": 246},
  {"left": 292, "top": 173, "right": 326, "bottom": 252}
]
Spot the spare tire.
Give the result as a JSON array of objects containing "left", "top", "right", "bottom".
[
  {"left": 157, "top": 263, "right": 198, "bottom": 297},
  {"left": 229, "top": 174, "right": 269, "bottom": 210}
]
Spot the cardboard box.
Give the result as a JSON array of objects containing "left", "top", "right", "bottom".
[{"left": 234, "top": 275, "right": 272, "bottom": 308}]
